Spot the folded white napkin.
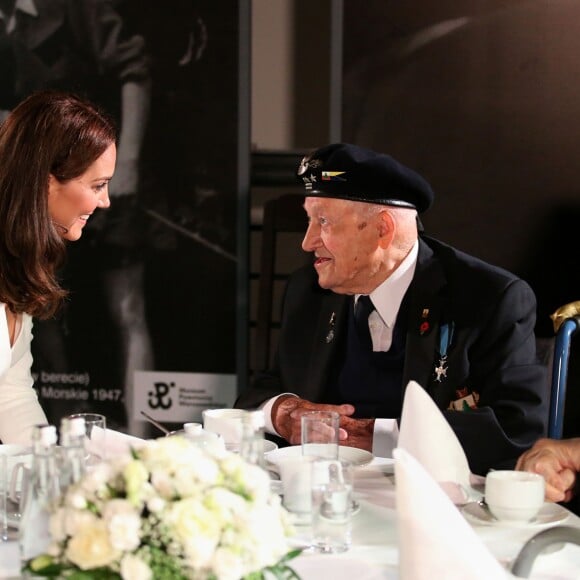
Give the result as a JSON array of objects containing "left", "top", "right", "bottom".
[
  {"left": 86, "top": 427, "right": 146, "bottom": 459},
  {"left": 394, "top": 447, "right": 510, "bottom": 580},
  {"left": 398, "top": 380, "right": 483, "bottom": 503}
]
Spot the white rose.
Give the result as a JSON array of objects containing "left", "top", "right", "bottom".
[
  {"left": 103, "top": 500, "right": 141, "bottom": 552},
  {"left": 204, "top": 487, "right": 246, "bottom": 520},
  {"left": 166, "top": 499, "right": 220, "bottom": 568},
  {"left": 64, "top": 510, "right": 99, "bottom": 538},
  {"left": 182, "top": 535, "right": 218, "bottom": 570},
  {"left": 173, "top": 467, "right": 219, "bottom": 499},
  {"left": 79, "top": 462, "right": 114, "bottom": 495},
  {"left": 120, "top": 554, "right": 152, "bottom": 580},
  {"left": 211, "top": 547, "right": 245, "bottom": 580},
  {"left": 65, "top": 520, "right": 120, "bottom": 570},
  {"left": 238, "top": 464, "right": 271, "bottom": 502},
  {"left": 225, "top": 504, "right": 289, "bottom": 570}
]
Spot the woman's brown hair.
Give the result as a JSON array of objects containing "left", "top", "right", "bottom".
[{"left": 0, "top": 91, "right": 116, "bottom": 319}]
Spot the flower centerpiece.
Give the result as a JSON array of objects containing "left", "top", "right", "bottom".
[{"left": 24, "top": 436, "right": 300, "bottom": 579}]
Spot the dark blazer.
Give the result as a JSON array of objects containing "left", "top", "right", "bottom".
[{"left": 237, "top": 236, "right": 548, "bottom": 475}]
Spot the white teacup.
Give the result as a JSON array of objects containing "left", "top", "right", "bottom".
[
  {"left": 485, "top": 470, "right": 545, "bottom": 522},
  {"left": 202, "top": 408, "right": 246, "bottom": 451}
]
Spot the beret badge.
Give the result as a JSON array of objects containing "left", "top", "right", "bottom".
[
  {"left": 298, "top": 155, "right": 322, "bottom": 175},
  {"left": 299, "top": 155, "right": 324, "bottom": 190}
]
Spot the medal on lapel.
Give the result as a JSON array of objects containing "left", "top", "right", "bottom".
[
  {"left": 325, "top": 312, "right": 336, "bottom": 343},
  {"left": 434, "top": 322, "right": 454, "bottom": 382},
  {"left": 419, "top": 308, "right": 431, "bottom": 335}
]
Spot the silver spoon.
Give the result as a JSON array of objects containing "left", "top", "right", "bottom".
[{"left": 140, "top": 411, "right": 170, "bottom": 435}]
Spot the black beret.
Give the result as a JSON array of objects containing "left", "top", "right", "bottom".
[{"left": 297, "top": 143, "right": 434, "bottom": 213}]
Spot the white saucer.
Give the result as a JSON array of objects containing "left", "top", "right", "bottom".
[
  {"left": 265, "top": 445, "right": 374, "bottom": 469},
  {"left": 225, "top": 439, "right": 278, "bottom": 454},
  {"left": 462, "top": 501, "right": 570, "bottom": 528},
  {"left": 263, "top": 440, "right": 279, "bottom": 453}
]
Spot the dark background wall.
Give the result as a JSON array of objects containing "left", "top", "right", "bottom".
[{"left": 342, "top": 0, "right": 580, "bottom": 436}]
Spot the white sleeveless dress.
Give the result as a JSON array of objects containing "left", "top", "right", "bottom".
[{"left": 0, "top": 304, "right": 47, "bottom": 444}]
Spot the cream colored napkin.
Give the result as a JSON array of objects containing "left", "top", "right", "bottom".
[
  {"left": 394, "top": 447, "right": 509, "bottom": 580},
  {"left": 398, "top": 380, "right": 483, "bottom": 504},
  {"left": 86, "top": 426, "right": 146, "bottom": 459}
]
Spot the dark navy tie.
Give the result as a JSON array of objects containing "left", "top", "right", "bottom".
[{"left": 354, "top": 295, "right": 375, "bottom": 349}]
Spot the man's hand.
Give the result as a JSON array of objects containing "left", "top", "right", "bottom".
[
  {"left": 339, "top": 416, "right": 375, "bottom": 452},
  {"left": 271, "top": 396, "right": 375, "bottom": 451},
  {"left": 516, "top": 438, "right": 580, "bottom": 502},
  {"left": 272, "top": 396, "right": 354, "bottom": 445}
]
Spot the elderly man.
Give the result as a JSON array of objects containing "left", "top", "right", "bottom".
[{"left": 237, "top": 143, "right": 547, "bottom": 475}]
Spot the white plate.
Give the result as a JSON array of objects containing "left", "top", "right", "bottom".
[
  {"left": 265, "top": 445, "right": 374, "bottom": 468},
  {"left": 462, "top": 501, "right": 570, "bottom": 528},
  {"left": 225, "top": 439, "right": 278, "bottom": 454}
]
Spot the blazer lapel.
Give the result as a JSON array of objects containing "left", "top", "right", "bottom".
[
  {"left": 402, "top": 239, "right": 447, "bottom": 398},
  {"left": 305, "top": 292, "right": 349, "bottom": 394}
]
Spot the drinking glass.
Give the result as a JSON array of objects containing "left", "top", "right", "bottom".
[
  {"left": 202, "top": 408, "right": 246, "bottom": 452},
  {"left": 310, "top": 459, "right": 353, "bottom": 553},
  {"left": 0, "top": 445, "right": 31, "bottom": 535},
  {"left": 67, "top": 413, "right": 107, "bottom": 466},
  {"left": 301, "top": 411, "right": 339, "bottom": 459},
  {"left": 0, "top": 454, "right": 8, "bottom": 541}
]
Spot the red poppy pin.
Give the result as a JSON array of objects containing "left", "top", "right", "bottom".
[{"left": 419, "top": 308, "right": 431, "bottom": 335}]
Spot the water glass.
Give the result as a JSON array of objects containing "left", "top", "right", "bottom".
[
  {"left": 311, "top": 458, "right": 353, "bottom": 553},
  {"left": 0, "top": 454, "right": 8, "bottom": 541},
  {"left": 67, "top": 413, "right": 107, "bottom": 466},
  {"left": 0, "top": 445, "right": 31, "bottom": 534},
  {"left": 202, "top": 408, "right": 245, "bottom": 452},
  {"left": 301, "top": 411, "right": 339, "bottom": 459}
]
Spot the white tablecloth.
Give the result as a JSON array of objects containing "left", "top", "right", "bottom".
[
  {"left": 292, "top": 458, "right": 580, "bottom": 580},
  {"left": 2, "top": 458, "right": 580, "bottom": 579}
]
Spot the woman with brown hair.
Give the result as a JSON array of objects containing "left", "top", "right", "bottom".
[{"left": 0, "top": 90, "right": 116, "bottom": 443}]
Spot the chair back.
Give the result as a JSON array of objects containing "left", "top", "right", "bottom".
[
  {"left": 548, "top": 315, "right": 580, "bottom": 438},
  {"left": 252, "top": 193, "right": 308, "bottom": 373}
]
